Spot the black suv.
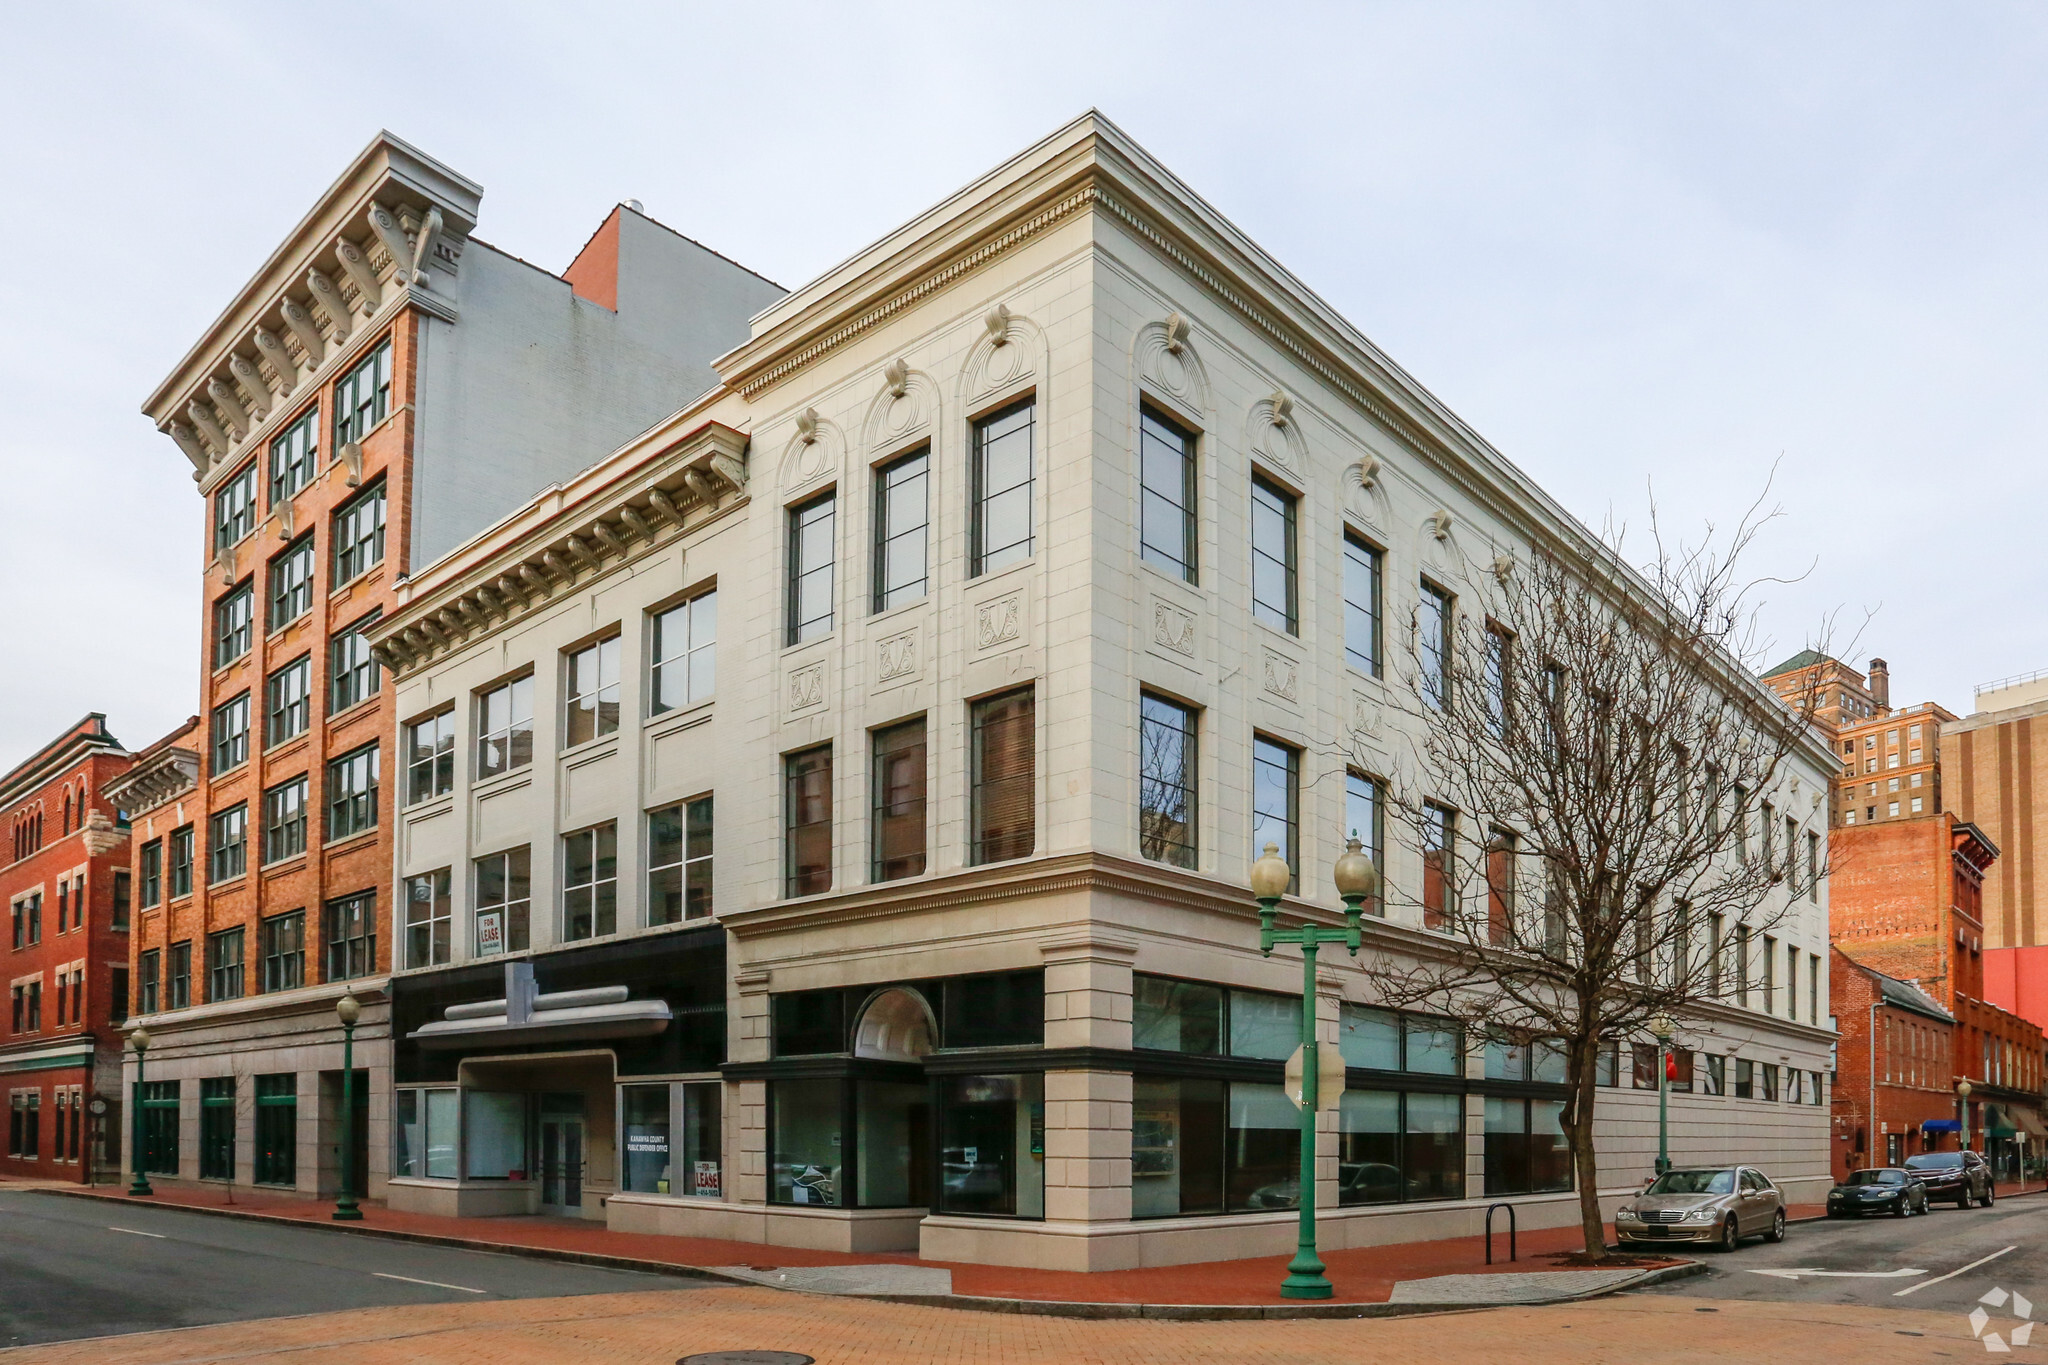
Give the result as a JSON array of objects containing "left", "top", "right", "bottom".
[{"left": 1903, "top": 1150, "right": 1996, "bottom": 1207}]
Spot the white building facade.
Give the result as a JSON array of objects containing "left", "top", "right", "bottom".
[{"left": 370, "top": 114, "right": 1837, "bottom": 1270}]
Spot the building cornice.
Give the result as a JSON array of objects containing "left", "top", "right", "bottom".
[
  {"left": 366, "top": 418, "right": 751, "bottom": 677},
  {"left": 141, "top": 130, "right": 480, "bottom": 487},
  {"left": 0, "top": 715, "right": 125, "bottom": 813},
  {"left": 99, "top": 745, "right": 200, "bottom": 819}
]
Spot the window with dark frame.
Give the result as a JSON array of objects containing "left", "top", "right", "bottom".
[
  {"left": 268, "top": 535, "right": 315, "bottom": 632},
  {"left": 139, "top": 840, "right": 163, "bottom": 909},
  {"left": 872, "top": 450, "right": 930, "bottom": 611},
  {"left": 333, "top": 338, "right": 392, "bottom": 447},
  {"left": 472, "top": 848, "right": 530, "bottom": 955},
  {"left": 332, "top": 482, "right": 386, "bottom": 586},
  {"left": 871, "top": 719, "right": 928, "bottom": 882},
  {"left": 650, "top": 590, "right": 717, "bottom": 713},
  {"left": 1486, "top": 828, "right": 1516, "bottom": 946},
  {"left": 1343, "top": 533, "right": 1382, "bottom": 676},
  {"left": 1422, "top": 803, "right": 1457, "bottom": 930},
  {"left": 562, "top": 822, "right": 618, "bottom": 941},
  {"left": 1250, "top": 734, "right": 1299, "bottom": 889},
  {"left": 259, "top": 910, "right": 305, "bottom": 993},
  {"left": 647, "top": 797, "right": 713, "bottom": 924},
  {"left": 1345, "top": 770, "right": 1387, "bottom": 915},
  {"left": 783, "top": 745, "right": 833, "bottom": 896},
  {"left": 475, "top": 675, "right": 534, "bottom": 780},
  {"left": 214, "top": 581, "right": 254, "bottom": 667},
  {"left": 199, "top": 1077, "right": 235, "bottom": 1179},
  {"left": 211, "top": 693, "right": 250, "bottom": 773},
  {"left": 168, "top": 826, "right": 194, "bottom": 899},
  {"left": 208, "top": 804, "right": 247, "bottom": 883},
  {"left": 1249, "top": 476, "right": 1297, "bottom": 633},
  {"left": 564, "top": 636, "right": 621, "bottom": 747},
  {"left": 168, "top": 940, "right": 191, "bottom": 1009},
  {"left": 1138, "top": 406, "right": 1196, "bottom": 582},
  {"left": 1138, "top": 693, "right": 1197, "bottom": 869},
  {"left": 330, "top": 611, "right": 381, "bottom": 713},
  {"left": 260, "top": 776, "right": 308, "bottom": 864},
  {"left": 214, "top": 461, "right": 258, "bottom": 552},
  {"left": 269, "top": 406, "right": 318, "bottom": 507},
  {"left": 1419, "top": 580, "right": 1454, "bottom": 710},
  {"left": 406, "top": 868, "right": 453, "bottom": 967},
  {"left": 971, "top": 398, "right": 1035, "bottom": 576},
  {"left": 786, "top": 493, "right": 836, "bottom": 645},
  {"left": 265, "top": 656, "right": 312, "bottom": 747},
  {"left": 206, "top": 926, "right": 245, "bottom": 1002},
  {"left": 254, "top": 1074, "right": 297, "bottom": 1187},
  {"left": 971, "top": 687, "right": 1035, "bottom": 864},
  {"left": 325, "top": 891, "right": 376, "bottom": 981},
  {"left": 405, "top": 707, "right": 455, "bottom": 804},
  {"left": 326, "top": 743, "right": 379, "bottom": 841},
  {"left": 138, "top": 948, "right": 161, "bottom": 1014}
]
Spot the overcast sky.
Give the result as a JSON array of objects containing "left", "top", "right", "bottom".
[{"left": 2, "top": 2, "right": 2043, "bottom": 761}]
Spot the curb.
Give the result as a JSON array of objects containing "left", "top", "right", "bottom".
[{"left": 8, "top": 1183, "right": 1705, "bottom": 1321}]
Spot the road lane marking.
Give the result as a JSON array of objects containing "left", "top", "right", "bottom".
[
  {"left": 1744, "top": 1267, "right": 1926, "bottom": 1280},
  {"left": 107, "top": 1227, "right": 166, "bottom": 1239},
  {"left": 1894, "top": 1246, "right": 2019, "bottom": 1297},
  {"left": 372, "top": 1272, "right": 487, "bottom": 1294}
]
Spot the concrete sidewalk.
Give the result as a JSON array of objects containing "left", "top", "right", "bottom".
[{"left": 4, "top": 1177, "right": 1707, "bottom": 1316}]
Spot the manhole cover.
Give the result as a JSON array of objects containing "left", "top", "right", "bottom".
[{"left": 679, "top": 1354, "right": 815, "bottom": 1365}]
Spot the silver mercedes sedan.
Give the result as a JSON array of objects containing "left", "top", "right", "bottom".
[{"left": 1613, "top": 1166, "right": 1787, "bottom": 1252}]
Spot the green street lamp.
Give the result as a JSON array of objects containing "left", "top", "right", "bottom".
[
  {"left": 1651, "top": 1014, "right": 1675, "bottom": 1176},
  {"left": 1255, "top": 836, "right": 1376, "bottom": 1301},
  {"left": 1957, "top": 1078, "right": 1973, "bottom": 1154},
  {"left": 127, "top": 1027, "right": 153, "bottom": 1197},
  {"left": 333, "top": 993, "right": 362, "bottom": 1221}
]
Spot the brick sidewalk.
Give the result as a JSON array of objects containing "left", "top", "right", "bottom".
[{"left": 0, "top": 1284, "right": 1980, "bottom": 1364}]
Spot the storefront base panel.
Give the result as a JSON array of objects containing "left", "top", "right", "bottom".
[
  {"left": 605, "top": 1194, "right": 925, "bottom": 1252},
  {"left": 386, "top": 1177, "right": 541, "bottom": 1218}
]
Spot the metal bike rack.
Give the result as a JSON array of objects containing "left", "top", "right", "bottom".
[{"left": 1484, "top": 1201, "right": 1517, "bottom": 1264}]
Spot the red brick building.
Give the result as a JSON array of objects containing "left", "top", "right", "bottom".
[
  {"left": 1829, "top": 949, "right": 1955, "bottom": 1172},
  {"left": 1, "top": 715, "right": 137, "bottom": 1181}
]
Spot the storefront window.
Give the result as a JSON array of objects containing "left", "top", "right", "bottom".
[
  {"left": 937, "top": 1073, "right": 1044, "bottom": 1218},
  {"left": 396, "top": 1088, "right": 461, "bottom": 1180},
  {"left": 856, "top": 1079, "right": 928, "bottom": 1208},
  {"left": 1226, "top": 1082, "right": 1300, "bottom": 1210},
  {"left": 1131, "top": 1077, "right": 1302, "bottom": 1217},
  {"left": 683, "top": 1082, "right": 722, "bottom": 1198},
  {"left": 1227, "top": 992, "right": 1297, "bottom": 1061},
  {"left": 1484, "top": 1096, "right": 1571, "bottom": 1195},
  {"left": 1132, "top": 977, "right": 1222, "bottom": 1054},
  {"left": 1336, "top": 1088, "right": 1465, "bottom": 1205},
  {"left": 1338, "top": 1007, "right": 1400, "bottom": 1070},
  {"left": 465, "top": 1091, "right": 526, "bottom": 1179},
  {"left": 621, "top": 1084, "right": 672, "bottom": 1194},
  {"left": 770, "top": 1078, "right": 842, "bottom": 1206}
]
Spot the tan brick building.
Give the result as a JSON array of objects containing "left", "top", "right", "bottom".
[{"left": 1946, "top": 672, "right": 2048, "bottom": 951}]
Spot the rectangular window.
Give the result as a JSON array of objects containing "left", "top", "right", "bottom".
[
  {"left": 1708, "top": 912, "right": 1726, "bottom": 996},
  {"left": 269, "top": 406, "right": 318, "bottom": 507},
  {"left": 647, "top": 797, "right": 713, "bottom": 925},
  {"left": 405, "top": 708, "right": 455, "bottom": 804},
  {"left": 1422, "top": 803, "right": 1457, "bottom": 930},
  {"left": 1138, "top": 406, "right": 1196, "bottom": 582},
  {"left": 206, "top": 926, "right": 245, "bottom": 1002},
  {"left": 268, "top": 535, "right": 315, "bottom": 631},
  {"left": 332, "top": 482, "right": 387, "bottom": 586},
  {"left": 473, "top": 848, "right": 530, "bottom": 956},
  {"left": 1138, "top": 694, "right": 1198, "bottom": 869},
  {"left": 873, "top": 449, "right": 930, "bottom": 610},
  {"left": 1486, "top": 828, "right": 1516, "bottom": 946},
  {"left": 168, "top": 941, "right": 191, "bottom": 1009},
  {"left": 329, "top": 611, "right": 382, "bottom": 713},
  {"left": 783, "top": 746, "right": 833, "bottom": 896},
  {"left": 1760, "top": 1063, "right": 1780, "bottom": 1102},
  {"left": 140, "top": 841, "right": 163, "bottom": 909},
  {"left": 1249, "top": 476, "right": 1297, "bottom": 632},
  {"left": 562, "top": 822, "right": 619, "bottom": 941},
  {"left": 870, "top": 719, "right": 927, "bottom": 882},
  {"left": 1419, "top": 581, "right": 1454, "bottom": 710},
  {"left": 265, "top": 655, "right": 312, "bottom": 747},
  {"left": 254, "top": 1074, "right": 297, "bottom": 1187},
  {"left": 768, "top": 1077, "right": 843, "bottom": 1206},
  {"left": 209, "top": 804, "right": 247, "bottom": 883},
  {"left": 333, "top": 338, "right": 392, "bottom": 447},
  {"left": 475, "top": 675, "right": 534, "bottom": 780},
  {"left": 1345, "top": 771, "right": 1386, "bottom": 914},
  {"left": 325, "top": 891, "right": 376, "bottom": 981},
  {"left": 1343, "top": 533, "right": 1382, "bottom": 675},
  {"left": 140, "top": 1080, "right": 179, "bottom": 1174},
  {"left": 1251, "top": 735, "right": 1299, "bottom": 889},
  {"left": 260, "top": 910, "right": 305, "bottom": 993},
  {"left": 564, "top": 636, "right": 621, "bottom": 747},
  {"left": 1484, "top": 1097, "right": 1572, "bottom": 1196},
  {"left": 214, "top": 581, "right": 254, "bottom": 667},
  {"left": 261, "top": 775, "right": 308, "bottom": 864},
  {"left": 1129, "top": 1077, "right": 1300, "bottom": 1216},
  {"left": 200, "top": 1077, "right": 236, "bottom": 1180},
  {"left": 211, "top": 693, "right": 250, "bottom": 773},
  {"left": 171, "top": 825, "right": 196, "bottom": 898},
  {"left": 936, "top": 1073, "right": 1047, "bottom": 1217},
  {"left": 971, "top": 688, "right": 1036, "bottom": 864},
  {"left": 326, "top": 743, "right": 379, "bottom": 841},
  {"left": 1810, "top": 952, "right": 1821, "bottom": 1024},
  {"left": 650, "top": 590, "right": 716, "bottom": 713},
  {"left": 786, "top": 493, "right": 836, "bottom": 645},
  {"left": 138, "top": 948, "right": 160, "bottom": 1014},
  {"left": 971, "top": 398, "right": 1035, "bottom": 575},
  {"left": 406, "top": 868, "right": 453, "bottom": 967},
  {"left": 214, "top": 461, "right": 258, "bottom": 551},
  {"left": 1762, "top": 934, "right": 1777, "bottom": 1012}
]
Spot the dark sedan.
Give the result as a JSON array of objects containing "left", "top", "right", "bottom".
[
  {"left": 1826, "top": 1167, "right": 1929, "bottom": 1218},
  {"left": 1904, "top": 1150, "right": 1996, "bottom": 1207}
]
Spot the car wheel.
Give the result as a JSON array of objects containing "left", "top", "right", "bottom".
[
  {"left": 1982, "top": 1184, "right": 1996, "bottom": 1208},
  {"left": 1767, "top": 1209, "right": 1787, "bottom": 1242},
  {"left": 1893, "top": 1196, "right": 1908, "bottom": 1217},
  {"left": 1718, "top": 1216, "right": 1741, "bottom": 1253}
]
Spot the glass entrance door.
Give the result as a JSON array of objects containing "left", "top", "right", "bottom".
[{"left": 538, "top": 1093, "right": 586, "bottom": 1214}]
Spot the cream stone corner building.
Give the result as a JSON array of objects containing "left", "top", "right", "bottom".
[{"left": 368, "top": 112, "right": 1836, "bottom": 1271}]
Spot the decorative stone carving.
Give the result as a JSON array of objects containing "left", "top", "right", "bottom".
[
  {"left": 707, "top": 450, "right": 748, "bottom": 491},
  {"left": 1262, "top": 651, "right": 1299, "bottom": 703},
  {"left": 1268, "top": 390, "right": 1294, "bottom": 428},
  {"left": 1348, "top": 454, "right": 1380, "bottom": 490},
  {"left": 275, "top": 496, "right": 296, "bottom": 541},
  {"left": 280, "top": 299, "right": 325, "bottom": 365},
  {"left": 338, "top": 441, "right": 363, "bottom": 488},
  {"left": 410, "top": 206, "right": 444, "bottom": 286},
  {"left": 648, "top": 488, "right": 682, "bottom": 525},
  {"left": 228, "top": 354, "right": 271, "bottom": 422},
  {"left": 786, "top": 662, "right": 826, "bottom": 713},
  {"left": 1247, "top": 389, "right": 1306, "bottom": 473},
  {"left": 1489, "top": 554, "right": 1516, "bottom": 584},
  {"left": 877, "top": 630, "right": 919, "bottom": 682},
  {"left": 186, "top": 401, "right": 230, "bottom": 455},
  {"left": 1163, "top": 312, "right": 1191, "bottom": 354},
  {"left": 985, "top": 303, "right": 1013, "bottom": 344},
  {"left": 1351, "top": 693, "right": 1381, "bottom": 738},
  {"left": 976, "top": 594, "right": 1022, "bottom": 650},
  {"left": 252, "top": 327, "right": 297, "bottom": 395},
  {"left": 79, "top": 809, "right": 122, "bottom": 857},
  {"left": 334, "top": 237, "right": 382, "bottom": 309},
  {"left": 368, "top": 202, "right": 413, "bottom": 278},
  {"left": 884, "top": 358, "right": 910, "bottom": 398},
  {"left": 168, "top": 423, "right": 210, "bottom": 477},
  {"left": 1427, "top": 509, "right": 1454, "bottom": 541},
  {"left": 795, "top": 408, "right": 820, "bottom": 445},
  {"left": 307, "top": 269, "right": 353, "bottom": 339},
  {"left": 777, "top": 408, "right": 840, "bottom": 494},
  {"left": 1152, "top": 601, "right": 1195, "bottom": 657},
  {"left": 864, "top": 362, "right": 936, "bottom": 455},
  {"left": 962, "top": 306, "right": 1037, "bottom": 404},
  {"left": 1135, "top": 315, "right": 1209, "bottom": 412},
  {"left": 206, "top": 379, "right": 250, "bottom": 439}
]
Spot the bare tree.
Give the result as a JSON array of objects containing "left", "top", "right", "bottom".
[{"left": 1359, "top": 503, "right": 1835, "bottom": 1261}]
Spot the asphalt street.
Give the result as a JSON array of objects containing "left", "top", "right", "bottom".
[
  {"left": 0, "top": 1189, "right": 700, "bottom": 1348},
  {"left": 1642, "top": 1191, "right": 2048, "bottom": 1320}
]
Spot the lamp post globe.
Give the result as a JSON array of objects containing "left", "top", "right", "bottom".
[
  {"left": 333, "top": 993, "right": 363, "bottom": 1220},
  {"left": 1333, "top": 835, "right": 1379, "bottom": 905},
  {"left": 127, "top": 1028, "right": 154, "bottom": 1197},
  {"left": 1250, "top": 843, "right": 1291, "bottom": 900},
  {"left": 336, "top": 993, "right": 361, "bottom": 1028}
]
